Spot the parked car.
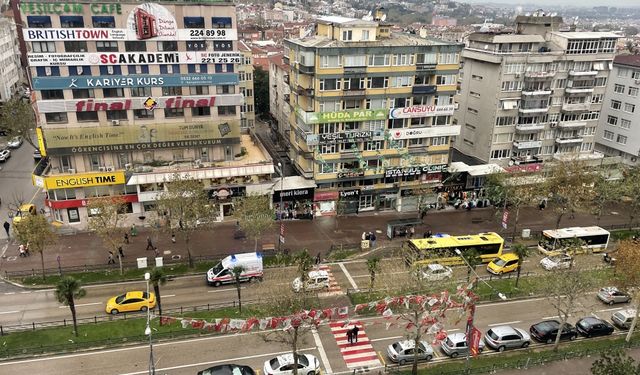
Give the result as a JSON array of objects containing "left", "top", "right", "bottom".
[
  {"left": 529, "top": 320, "right": 578, "bottom": 344},
  {"left": 263, "top": 354, "right": 320, "bottom": 375},
  {"left": 386, "top": 340, "right": 434, "bottom": 365},
  {"left": 293, "top": 270, "right": 330, "bottom": 292},
  {"left": 7, "top": 136, "right": 22, "bottom": 149},
  {"left": 105, "top": 291, "right": 156, "bottom": 315},
  {"left": 197, "top": 364, "right": 256, "bottom": 375},
  {"left": 540, "top": 254, "right": 573, "bottom": 271},
  {"left": 420, "top": 264, "right": 453, "bottom": 281},
  {"left": 576, "top": 317, "right": 614, "bottom": 338},
  {"left": 487, "top": 253, "right": 519, "bottom": 275},
  {"left": 611, "top": 309, "right": 637, "bottom": 330},
  {"left": 0, "top": 149, "right": 10, "bottom": 162},
  {"left": 483, "top": 325, "right": 531, "bottom": 352},
  {"left": 33, "top": 149, "right": 42, "bottom": 161},
  {"left": 440, "top": 332, "right": 484, "bottom": 358},
  {"left": 597, "top": 287, "right": 631, "bottom": 305}
]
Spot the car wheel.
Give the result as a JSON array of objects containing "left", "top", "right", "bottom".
[
  {"left": 399, "top": 359, "right": 406, "bottom": 365},
  {"left": 608, "top": 300, "right": 615, "bottom": 306},
  {"left": 425, "top": 355, "right": 433, "bottom": 361},
  {"left": 522, "top": 342, "right": 530, "bottom": 348},
  {"left": 110, "top": 309, "right": 119, "bottom": 315},
  {"left": 214, "top": 281, "right": 221, "bottom": 287},
  {"left": 140, "top": 306, "right": 148, "bottom": 312},
  {"left": 570, "top": 335, "right": 577, "bottom": 341},
  {"left": 249, "top": 277, "right": 257, "bottom": 283},
  {"left": 307, "top": 372, "right": 315, "bottom": 375},
  {"left": 546, "top": 338, "right": 553, "bottom": 344},
  {"left": 450, "top": 352, "right": 459, "bottom": 358},
  {"left": 498, "top": 346, "right": 506, "bottom": 352}
]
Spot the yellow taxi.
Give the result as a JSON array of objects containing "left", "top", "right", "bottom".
[
  {"left": 487, "top": 253, "right": 520, "bottom": 275},
  {"left": 12, "top": 204, "right": 37, "bottom": 225},
  {"left": 105, "top": 291, "right": 156, "bottom": 315}
]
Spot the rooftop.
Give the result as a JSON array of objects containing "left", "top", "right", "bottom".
[
  {"left": 614, "top": 54, "right": 640, "bottom": 68},
  {"left": 551, "top": 31, "right": 619, "bottom": 40},
  {"left": 316, "top": 15, "right": 377, "bottom": 27},
  {"left": 288, "top": 31, "right": 455, "bottom": 48},
  {"left": 469, "top": 33, "right": 545, "bottom": 43}
]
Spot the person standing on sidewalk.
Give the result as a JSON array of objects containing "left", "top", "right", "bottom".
[
  {"left": 118, "top": 246, "right": 125, "bottom": 258},
  {"left": 124, "top": 233, "right": 129, "bottom": 244},
  {"left": 146, "top": 236, "right": 154, "bottom": 251},
  {"left": 131, "top": 224, "right": 138, "bottom": 237},
  {"left": 107, "top": 251, "right": 116, "bottom": 264},
  {"left": 370, "top": 232, "right": 376, "bottom": 248},
  {"left": 3, "top": 221, "right": 10, "bottom": 239},
  {"left": 351, "top": 326, "right": 359, "bottom": 343}
]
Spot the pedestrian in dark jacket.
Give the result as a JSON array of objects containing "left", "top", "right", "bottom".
[
  {"left": 146, "top": 236, "right": 154, "bottom": 250},
  {"left": 351, "top": 326, "right": 360, "bottom": 343}
]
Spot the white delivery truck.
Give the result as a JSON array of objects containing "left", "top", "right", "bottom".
[{"left": 206, "top": 252, "right": 263, "bottom": 287}]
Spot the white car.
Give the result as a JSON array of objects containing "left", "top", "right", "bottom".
[
  {"left": 264, "top": 354, "right": 320, "bottom": 375},
  {"left": 421, "top": 264, "right": 453, "bottom": 281},
  {"left": 540, "top": 254, "right": 573, "bottom": 270},
  {"left": 387, "top": 340, "right": 434, "bottom": 364},
  {"left": 292, "top": 270, "right": 330, "bottom": 292},
  {"left": 7, "top": 136, "right": 23, "bottom": 149},
  {"left": 0, "top": 149, "right": 10, "bottom": 162}
]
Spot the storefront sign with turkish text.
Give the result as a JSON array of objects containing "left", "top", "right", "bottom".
[
  {"left": 23, "top": 28, "right": 238, "bottom": 41},
  {"left": 389, "top": 104, "right": 456, "bottom": 119},
  {"left": 27, "top": 51, "right": 242, "bottom": 66},
  {"left": 32, "top": 73, "right": 238, "bottom": 90},
  {"left": 384, "top": 164, "right": 448, "bottom": 178}
]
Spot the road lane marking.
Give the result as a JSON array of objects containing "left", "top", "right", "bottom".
[
  {"left": 312, "top": 328, "right": 333, "bottom": 374},
  {"left": 58, "top": 302, "right": 102, "bottom": 309},
  {"left": 597, "top": 307, "right": 623, "bottom": 312},
  {"left": 162, "top": 294, "right": 176, "bottom": 298},
  {"left": 488, "top": 320, "right": 521, "bottom": 327},
  {"left": 118, "top": 347, "right": 317, "bottom": 375},
  {"left": 369, "top": 335, "right": 402, "bottom": 342},
  {"left": 0, "top": 310, "right": 19, "bottom": 315},
  {"left": 20, "top": 291, "right": 31, "bottom": 294},
  {"left": 207, "top": 287, "right": 245, "bottom": 293},
  {"left": 339, "top": 263, "right": 359, "bottom": 291},
  {"left": 350, "top": 271, "right": 406, "bottom": 278},
  {"left": 4, "top": 292, "right": 15, "bottom": 295},
  {"left": 479, "top": 297, "right": 547, "bottom": 308}
]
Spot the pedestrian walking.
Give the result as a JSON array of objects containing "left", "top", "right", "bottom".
[
  {"left": 3, "top": 221, "right": 10, "bottom": 238},
  {"left": 370, "top": 232, "right": 376, "bottom": 248},
  {"left": 346, "top": 328, "right": 353, "bottom": 344},
  {"left": 171, "top": 232, "right": 176, "bottom": 243},
  {"left": 124, "top": 233, "right": 129, "bottom": 244},
  {"left": 131, "top": 224, "right": 138, "bottom": 237},
  {"left": 19, "top": 244, "right": 26, "bottom": 257},
  {"left": 24, "top": 243, "right": 30, "bottom": 257},
  {"left": 154, "top": 247, "right": 160, "bottom": 257},
  {"left": 107, "top": 251, "right": 115, "bottom": 264},
  {"left": 315, "top": 252, "right": 321, "bottom": 266},
  {"left": 146, "top": 236, "right": 154, "bottom": 250},
  {"left": 351, "top": 326, "right": 360, "bottom": 343},
  {"left": 118, "top": 246, "right": 125, "bottom": 258}
]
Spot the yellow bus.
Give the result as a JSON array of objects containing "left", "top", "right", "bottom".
[{"left": 403, "top": 232, "right": 505, "bottom": 267}]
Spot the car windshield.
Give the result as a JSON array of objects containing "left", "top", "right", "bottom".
[
  {"left": 444, "top": 337, "right": 453, "bottom": 347},
  {"left": 211, "top": 262, "right": 224, "bottom": 275},
  {"left": 392, "top": 343, "right": 402, "bottom": 352},
  {"left": 142, "top": 292, "right": 149, "bottom": 299},
  {"left": 296, "top": 355, "right": 309, "bottom": 367},
  {"left": 268, "top": 358, "right": 280, "bottom": 370},
  {"left": 115, "top": 294, "right": 126, "bottom": 304},
  {"left": 492, "top": 258, "right": 507, "bottom": 266},
  {"left": 536, "top": 322, "right": 557, "bottom": 333},
  {"left": 487, "top": 329, "right": 500, "bottom": 340},
  {"left": 578, "top": 320, "right": 592, "bottom": 329}
]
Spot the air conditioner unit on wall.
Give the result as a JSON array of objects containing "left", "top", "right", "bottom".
[
  {"left": 98, "top": 167, "right": 106, "bottom": 172},
  {"left": 112, "top": 120, "right": 120, "bottom": 126},
  {"left": 67, "top": 168, "right": 76, "bottom": 174},
  {"left": 105, "top": 166, "right": 115, "bottom": 172}
]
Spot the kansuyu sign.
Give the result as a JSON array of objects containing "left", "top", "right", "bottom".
[{"left": 384, "top": 164, "right": 448, "bottom": 178}]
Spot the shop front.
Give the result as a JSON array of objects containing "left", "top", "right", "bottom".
[
  {"left": 45, "top": 193, "right": 139, "bottom": 226},
  {"left": 383, "top": 164, "right": 447, "bottom": 213},
  {"left": 338, "top": 189, "right": 361, "bottom": 214},
  {"left": 208, "top": 186, "right": 246, "bottom": 218},
  {"left": 314, "top": 191, "right": 339, "bottom": 216},
  {"left": 273, "top": 176, "right": 316, "bottom": 220}
]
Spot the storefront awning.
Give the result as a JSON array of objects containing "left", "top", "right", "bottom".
[
  {"left": 272, "top": 176, "right": 317, "bottom": 192},
  {"left": 449, "top": 162, "right": 504, "bottom": 176},
  {"left": 127, "top": 164, "right": 275, "bottom": 185}
]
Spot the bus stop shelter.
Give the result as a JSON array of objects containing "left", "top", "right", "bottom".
[{"left": 386, "top": 218, "right": 423, "bottom": 239}]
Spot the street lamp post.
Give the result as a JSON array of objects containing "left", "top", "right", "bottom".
[
  {"left": 144, "top": 272, "right": 156, "bottom": 375},
  {"left": 276, "top": 162, "right": 284, "bottom": 252},
  {"left": 454, "top": 248, "right": 506, "bottom": 374}
]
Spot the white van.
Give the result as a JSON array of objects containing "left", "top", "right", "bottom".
[
  {"left": 292, "top": 270, "right": 330, "bottom": 292},
  {"left": 206, "top": 252, "right": 263, "bottom": 287}
]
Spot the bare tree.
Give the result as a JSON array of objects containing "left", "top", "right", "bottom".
[
  {"left": 366, "top": 257, "right": 380, "bottom": 291},
  {"left": 612, "top": 239, "right": 640, "bottom": 342},
  {"left": 591, "top": 169, "right": 622, "bottom": 227},
  {"left": 544, "top": 160, "right": 597, "bottom": 229},
  {"left": 155, "top": 173, "right": 217, "bottom": 268},
  {"left": 234, "top": 194, "right": 274, "bottom": 251},
  {"left": 87, "top": 196, "right": 127, "bottom": 275},
  {"left": 14, "top": 215, "right": 57, "bottom": 280},
  {"left": 620, "top": 166, "right": 640, "bottom": 228}
]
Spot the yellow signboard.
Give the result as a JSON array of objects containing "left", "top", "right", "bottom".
[
  {"left": 36, "top": 127, "right": 47, "bottom": 156},
  {"left": 43, "top": 171, "right": 126, "bottom": 189}
]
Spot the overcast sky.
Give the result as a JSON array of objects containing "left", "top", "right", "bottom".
[{"left": 463, "top": 0, "right": 639, "bottom": 6}]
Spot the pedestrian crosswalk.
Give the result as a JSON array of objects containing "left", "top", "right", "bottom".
[
  {"left": 329, "top": 320, "right": 381, "bottom": 369},
  {"left": 317, "top": 265, "right": 343, "bottom": 297}
]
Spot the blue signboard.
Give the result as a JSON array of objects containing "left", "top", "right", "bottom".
[{"left": 31, "top": 73, "right": 239, "bottom": 90}]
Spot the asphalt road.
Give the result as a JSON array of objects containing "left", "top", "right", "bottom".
[{"left": 0, "top": 293, "right": 633, "bottom": 375}]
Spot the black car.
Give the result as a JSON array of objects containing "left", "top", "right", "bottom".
[
  {"left": 576, "top": 317, "right": 614, "bottom": 338},
  {"left": 530, "top": 320, "right": 578, "bottom": 344},
  {"left": 197, "top": 364, "right": 256, "bottom": 375}
]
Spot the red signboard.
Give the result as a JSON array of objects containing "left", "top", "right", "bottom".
[
  {"left": 470, "top": 326, "right": 482, "bottom": 357},
  {"left": 314, "top": 191, "right": 339, "bottom": 201},
  {"left": 46, "top": 194, "right": 138, "bottom": 209},
  {"left": 502, "top": 210, "right": 509, "bottom": 230}
]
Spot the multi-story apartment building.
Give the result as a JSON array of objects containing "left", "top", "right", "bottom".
[
  {"left": 0, "top": 17, "right": 22, "bottom": 104},
  {"left": 284, "top": 15, "right": 462, "bottom": 216},
  {"left": 238, "top": 40, "right": 255, "bottom": 131},
  {"left": 269, "top": 53, "right": 291, "bottom": 146},
  {"left": 595, "top": 55, "right": 640, "bottom": 167},
  {"left": 455, "top": 14, "right": 619, "bottom": 170},
  {"left": 22, "top": 0, "right": 275, "bottom": 229}
]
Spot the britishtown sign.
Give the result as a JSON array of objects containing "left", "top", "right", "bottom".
[{"left": 384, "top": 164, "right": 448, "bottom": 178}]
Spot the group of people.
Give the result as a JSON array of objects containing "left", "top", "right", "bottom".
[
  {"left": 362, "top": 231, "right": 377, "bottom": 248},
  {"left": 345, "top": 324, "right": 360, "bottom": 344},
  {"left": 18, "top": 243, "right": 30, "bottom": 257}
]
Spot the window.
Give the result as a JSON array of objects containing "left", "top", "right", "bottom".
[
  {"left": 68, "top": 208, "right": 80, "bottom": 223},
  {"left": 64, "top": 41, "right": 87, "bottom": 52},
  {"left": 216, "top": 85, "right": 235, "bottom": 94},
  {"left": 99, "top": 65, "right": 122, "bottom": 75},
  {"left": 214, "top": 64, "right": 233, "bottom": 73},
  {"left": 368, "top": 54, "right": 390, "bottom": 66},
  {"left": 504, "top": 63, "right": 525, "bottom": 74},
  {"left": 591, "top": 94, "right": 603, "bottom": 104},
  {"left": 603, "top": 130, "right": 614, "bottom": 140},
  {"left": 361, "top": 30, "right": 370, "bottom": 41},
  {"left": 493, "top": 133, "right": 514, "bottom": 143},
  {"left": 96, "top": 41, "right": 118, "bottom": 52},
  {"left": 45, "top": 112, "right": 68, "bottom": 123},
  {"left": 320, "top": 78, "right": 340, "bottom": 91},
  {"left": 72, "top": 89, "right": 94, "bottom": 99},
  {"left": 130, "top": 87, "right": 151, "bottom": 97},
  {"left": 190, "top": 86, "right": 210, "bottom": 95},
  {"left": 192, "top": 107, "right": 211, "bottom": 117},
  {"left": 595, "top": 77, "right": 607, "bottom": 87},
  {"left": 632, "top": 71, "right": 640, "bottom": 79},
  {"left": 106, "top": 110, "right": 128, "bottom": 120},
  {"left": 438, "top": 52, "right": 458, "bottom": 64},
  {"left": 158, "top": 41, "right": 178, "bottom": 51},
  {"left": 606, "top": 115, "right": 618, "bottom": 126},
  {"left": 368, "top": 77, "right": 387, "bottom": 89},
  {"left": 320, "top": 163, "right": 337, "bottom": 174},
  {"left": 188, "top": 64, "right": 208, "bottom": 74},
  {"left": 125, "top": 41, "right": 146, "bottom": 52},
  {"left": 496, "top": 116, "right": 516, "bottom": 126},
  {"left": 436, "top": 75, "right": 456, "bottom": 85},
  {"left": 491, "top": 149, "right": 511, "bottom": 159},
  {"left": 320, "top": 144, "right": 337, "bottom": 154},
  {"left": 186, "top": 41, "right": 207, "bottom": 51},
  {"left": 36, "top": 66, "right": 60, "bottom": 76},
  {"left": 211, "top": 17, "right": 232, "bottom": 28},
  {"left": 164, "top": 108, "right": 184, "bottom": 118},
  {"left": 60, "top": 15, "right": 84, "bottom": 28},
  {"left": 103, "top": 88, "right": 124, "bottom": 98},
  {"left": 213, "top": 41, "right": 232, "bottom": 51},
  {"left": 472, "top": 74, "right": 483, "bottom": 81},
  {"left": 391, "top": 76, "right": 412, "bottom": 87},
  {"left": 501, "top": 81, "right": 522, "bottom": 91},
  {"left": 27, "top": 16, "right": 52, "bottom": 28},
  {"left": 160, "top": 64, "right": 180, "bottom": 74},
  {"left": 581, "top": 142, "right": 593, "bottom": 152},
  {"left": 162, "top": 86, "right": 182, "bottom": 96},
  {"left": 342, "top": 30, "right": 353, "bottom": 41},
  {"left": 620, "top": 119, "right": 631, "bottom": 129},
  {"left": 393, "top": 54, "right": 412, "bottom": 66},
  {"left": 321, "top": 55, "right": 341, "bottom": 68},
  {"left": 184, "top": 16, "right": 205, "bottom": 28},
  {"left": 617, "top": 134, "right": 628, "bottom": 144},
  {"left": 414, "top": 75, "right": 431, "bottom": 85},
  {"left": 431, "top": 136, "right": 449, "bottom": 146},
  {"left": 343, "top": 55, "right": 366, "bottom": 67},
  {"left": 415, "top": 53, "right": 437, "bottom": 64},
  {"left": 611, "top": 100, "right": 621, "bottom": 110},
  {"left": 217, "top": 106, "right": 236, "bottom": 116},
  {"left": 365, "top": 141, "right": 382, "bottom": 151},
  {"left": 32, "top": 41, "right": 55, "bottom": 53},
  {"left": 468, "top": 107, "right": 479, "bottom": 114},
  {"left": 76, "top": 111, "right": 98, "bottom": 122},
  {"left": 624, "top": 103, "right": 635, "bottom": 113},
  {"left": 41, "top": 90, "right": 64, "bottom": 100},
  {"left": 614, "top": 84, "right": 625, "bottom": 93},
  {"left": 628, "top": 87, "right": 639, "bottom": 97},
  {"left": 134, "top": 109, "right": 154, "bottom": 119},
  {"left": 92, "top": 16, "right": 115, "bottom": 28}
]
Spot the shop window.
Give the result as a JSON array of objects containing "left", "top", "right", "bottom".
[
  {"left": 60, "top": 15, "right": 84, "bottom": 28},
  {"left": 164, "top": 108, "right": 184, "bottom": 118},
  {"left": 41, "top": 90, "right": 65, "bottom": 100},
  {"left": 64, "top": 41, "right": 87, "bottom": 52},
  {"left": 45, "top": 112, "right": 68, "bottom": 123},
  {"left": 184, "top": 16, "right": 205, "bottom": 28},
  {"left": 27, "top": 16, "right": 52, "bottom": 28},
  {"left": 76, "top": 111, "right": 99, "bottom": 122},
  {"left": 96, "top": 41, "right": 118, "bottom": 52},
  {"left": 67, "top": 208, "right": 80, "bottom": 223},
  {"left": 92, "top": 16, "right": 115, "bottom": 28},
  {"left": 192, "top": 107, "right": 211, "bottom": 117},
  {"left": 157, "top": 41, "right": 178, "bottom": 51},
  {"left": 72, "top": 89, "right": 94, "bottom": 99},
  {"left": 212, "top": 17, "right": 233, "bottom": 28},
  {"left": 125, "top": 41, "right": 147, "bottom": 52}
]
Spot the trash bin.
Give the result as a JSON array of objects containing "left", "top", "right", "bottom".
[{"left": 522, "top": 229, "right": 531, "bottom": 238}]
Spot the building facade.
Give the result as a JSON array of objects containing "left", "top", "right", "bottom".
[
  {"left": 0, "top": 17, "right": 22, "bottom": 104},
  {"left": 22, "top": 0, "right": 274, "bottom": 229},
  {"left": 455, "top": 14, "right": 619, "bottom": 169},
  {"left": 268, "top": 53, "right": 291, "bottom": 146},
  {"left": 284, "top": 15, "right": 462, "bottom": 216},
  {"left": 595, "top": 55, "right": 640, "bottom": 166},
  {"left": 238, "top": 40, "right": 255, "bottom": 131}
]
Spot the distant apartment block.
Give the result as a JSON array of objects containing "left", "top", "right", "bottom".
[{"left": 0, "top": 17, "right": 22, "bottom": 104}]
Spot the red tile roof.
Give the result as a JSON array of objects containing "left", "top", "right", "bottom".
[{"left": 614, "top": 54, "right": 640, "bottom": 68}]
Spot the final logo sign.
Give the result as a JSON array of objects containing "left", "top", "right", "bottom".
[{"left": 127, "top": 3, "right": 177, "bottom": 40}]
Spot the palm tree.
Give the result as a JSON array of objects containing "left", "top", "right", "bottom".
[
  {"left": 366, "top": 257, "right": 380, "bottom": 291},
  {"left": 149, "top": 267, "right": 167, "bottom": 321},
  {"left": 232, "top": 265, "right": 246, "bottom": 312},
  {"left": 55, "top": 276, "right": 86, "bottom": 337},
  {"left": 511, "top": 243, "right": 530, "bottom": 288},
  {"left": 463, "top": 249, "right": 482, "bottom": 282}
]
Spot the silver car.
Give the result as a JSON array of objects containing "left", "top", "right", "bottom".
[
  {"left": 440, "top": 332, "right": 484, "bottom": 358},
  {"left": 611, "top": 309, "right": 636, "bottom": 330},
  {"left": 386, "top": 340, "right": 434, "bottom": 365},
  {"left": 484, "top": 325, "right": 531, "bottom": 352},
  {"left": 0, "top": 149, "right": 10, "bottom": 162},
  {"left": 597, "top": 287, "right": 631, "bottom": 305}
]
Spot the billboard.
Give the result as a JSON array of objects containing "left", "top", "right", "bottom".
[
  {"left": 32, "top": 73, "right": 239, "bottom": 90},
  {"left": 23, "top": 28, "right": 238, "bottom": 41},
  {"left": 389, "top": 105, "right": 456, "bottom": 119},
  {"left": 297, "top": 107, "right": 388, "bottom": 124},
  {"left": 27, "top": 51, "right": 242, "bottom": 66},
  {"left": 43, "top": 171, "right": 126, "bottom": 189},
  {"left": 388, "top": 125, "right": 461, "bottom": 140}
]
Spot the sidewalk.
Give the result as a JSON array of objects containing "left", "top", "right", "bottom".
[{"left": 0, "top": 204, "right": 635, "bottom": 274}]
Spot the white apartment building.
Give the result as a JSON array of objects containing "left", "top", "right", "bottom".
[{"left": 0, "top": 17, "right": 22, "bottom": 104}]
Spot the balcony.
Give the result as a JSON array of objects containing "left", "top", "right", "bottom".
[
  {"left": 524, "top": 71, "right": 555, "bottom": 79},
  {"left": 555, "top": 137, "right": 584, "bottom": 144},
  {"left": 294, "top": 85, "right": 314, "bottom": 97},
  {"left": 519, "top": 106, "right": 549, "bottom": 114},
  {"left": 513, "top": 140, "right": 542, "bottom": 149},
  {"left": 562, "top": 103, "right": 590, "bottom": 112},
  {"left": 412, "top": 85, "right": 437, "bottom": 95},
  {"left": 522, "top": 89, "right": 552, "bottom": 96},
  {"left": 565, "top": 87, "right": 594, "bottom": 94},
  {"left": 515, "top": 123, "right": 545, "bottom": 133},
  {"left": 569, "top": 70, "right": 597, "bottom": 76},
  {"left": 295, "top": 63, "right": 314, "bottom": 74},
  {"left": 511, "top": 154, "right": 543, "bottom": 165},
  {"left": 416, "top": 63, "right": 437, "bottom": 71},
  {"left": 343, "top": 66, "right": 366, "bottom": 75},
  {"left": 341, "top": 88, "right": 366, "bottom": 97},
  {"left": 558, "top": 121, "right": 587, "bottom": 129}
]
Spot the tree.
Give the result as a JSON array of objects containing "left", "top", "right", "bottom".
[
  {"left": 155, "top": 173, "right": 217, "bottom": 268},
  {"left": 463, "top": 249, "right": 482, "bottom": 282},
  {"left": 234, "top": 194, "right": 274, "bottom": 251},
  {"left": 511, "top": 243, "right": 530, "bottom": 288},
  {"left": 544, "top": 160, "right": 598, "bottom": 229},
  {"left": 293, "top": 249, "right": 314, "bottom": 309},
  {"left": 591, "top": 349, "right": 640, "bottom": 375},
  {"left": 148, "top": 267, "right": 167, "bottom": 321},
  {"left": 366, "top": 257, "right": 380, "bottom": 291},
  {"left": 612, "top": 239, "right": 640, "bottom": 342},
  {"left": 620, "top": 167, "right": 640, "bottom": 228},
  {"left": 0, "top": 96, "right": 37, "bottom": 149},
  {"left": 591, "top": 171, "right": 622, "bottom": 227},
  {"left": 545, "top": 266, "right": 595, "bottom": 350},
  {"left": 87, "top": 196, "right": 127, "bottom": 275},
  {"left": 13, "top": 215, "right": 57, "bottom": 280},
  {"left": 232, "top": 265, "right": 246, "bottom": 312},
  {"left": 55, "top": 276, "right": 86, "bottom": 337},
  {"left": 254, "top": 66, "right": 269, "bottom": 117}
]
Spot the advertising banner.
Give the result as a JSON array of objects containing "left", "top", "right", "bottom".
[
  {"left": 42, "top": 121, "right": 240, "bottom": 155},
  {"left": 298, "top": 108, "right": 388, "bottom": 124},
  {"left": 23, "top": 28, "right": 238, "bottom": 41},
  {"left": 384, "top": 164, "right": 448, "bottom": 178},
  {"left": 43, "top": 171, "right": 126, "bottom": 189},
  {"left": 27, "top": 51, "right": 242, "bottom": 66},
  {"left": 32, "top": 73, "right": 238, "bottom": 90},
  {"left": 389, "top": 104, "right": 456, "bottom": 119},
  {"left": 388, "top": 125, "right": 461, "bottom": 140},
  {"left": 470, "top": 326, "right": 482, "bottom": 357}
]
